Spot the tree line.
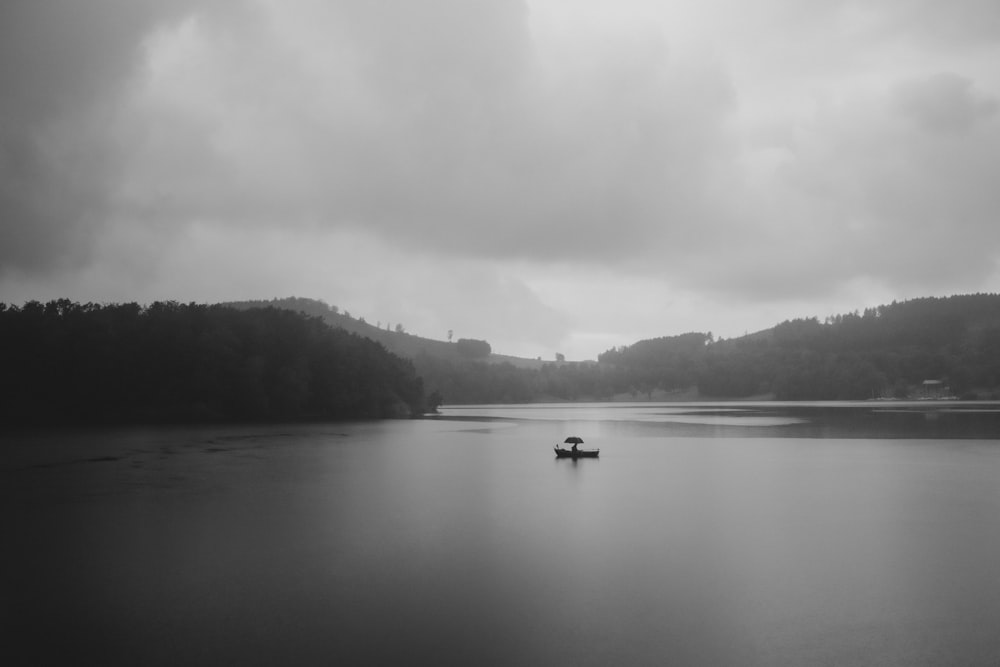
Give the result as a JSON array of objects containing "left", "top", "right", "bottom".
[
  {"left": 413, "top": 294, "right": 1000, "bottom": 403},
  {"left": 7, "top": 294, "right": 999, "bottom": 424},
  {"left": 0, "top": 300, "right": 427, "bottom": 425}
]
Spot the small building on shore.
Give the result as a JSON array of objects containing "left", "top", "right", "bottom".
[{"left": 921, "top": 379, "right": 948, "bottom": 398}]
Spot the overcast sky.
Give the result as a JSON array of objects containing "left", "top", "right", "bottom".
[{"left": 2, "top": 0, "right": 999, "bottom": 359}]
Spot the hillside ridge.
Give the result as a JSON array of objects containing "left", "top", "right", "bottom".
[{"left": 221, "top": 293, "right": 1000, "bottom": 403}]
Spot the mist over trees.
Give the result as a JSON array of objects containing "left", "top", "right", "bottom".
[{"left": 0, "top": 300, "right": 426, "bottom": 425}]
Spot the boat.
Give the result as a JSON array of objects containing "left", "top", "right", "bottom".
[
  {"left": 554, "top": 436, "right": 599, "bottom": 458},
  {"left": 554, "top": 447, "right": 599, "bottom": 459}
]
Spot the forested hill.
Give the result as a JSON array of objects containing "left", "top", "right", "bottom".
[
  {"left": 600, "top": 294, "right": 1000, "bottom": 400},
  {"left": 223, "top": 297, "right": 545, "bottom": 368},
  {"left": 14, "top": 295, "right": 995, "bottom": 423},
  {"left": 0, "top": 300, "right": 426, "bottom": 425},
  {"left": 221, "top": 294, "right": 1000, "bottom": 404}
]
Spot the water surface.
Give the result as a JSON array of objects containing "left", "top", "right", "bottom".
[{"left": 4, "top": 402, "right": 1000, "bottom": 665}]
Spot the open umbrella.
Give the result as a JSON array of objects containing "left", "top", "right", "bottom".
[{"left": 564, "top": 436, "right": 584, "bottom": 444}]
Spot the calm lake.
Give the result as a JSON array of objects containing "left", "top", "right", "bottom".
[{"left": 5, "top": 402, "right": 1000, "bottom": 665}]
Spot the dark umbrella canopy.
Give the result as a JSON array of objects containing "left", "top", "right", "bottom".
[{"left": 564, "top": 436, "right": 584, "bottom": 444}]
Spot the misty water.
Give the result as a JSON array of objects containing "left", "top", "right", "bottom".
[{"left": 5, "top": 402, "right": 1000, "bottom": 665}]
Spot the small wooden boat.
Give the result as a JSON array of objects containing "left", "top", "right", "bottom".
[
  {"left": 554, "top": 447, "right": 599, "bottom": 459},
  {"left": 555, "top": 436, "right": 598, "bottom": 459}
]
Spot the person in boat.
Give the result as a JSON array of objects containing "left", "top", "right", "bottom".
[{"left": 571, "top": 441, "right": 579, "bottom": 453}]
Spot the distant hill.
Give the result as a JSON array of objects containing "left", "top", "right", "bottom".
[
  {"left": 222, "top": 297, "right": 549, "bottom": 369},
  {"left": 600, "top": 293, "right": 1000, "bottom": 400},
  {"left": 221, "top": 293, "right": 1000, "bottom": 404}
]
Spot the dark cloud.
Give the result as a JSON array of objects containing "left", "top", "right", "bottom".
[
  {"left": 867, "top": 0, "right": 1000, "bottom": 47},
  {"left": 134, "top": 11, "right": 733, "bottom": 272},
  {"left": 117, "top": 8, "right": 737, "bottom": 268},
  {"left": 746, "top": 0, "right": 1000, "bottom": 48},
  {"left": 0, "top": 0, "right": 229, "bottom": 276},
  {"left": 892, "top": 72, "right": 998, "bottom": 133}
]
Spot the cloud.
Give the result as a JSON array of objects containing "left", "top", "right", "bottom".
[
  {"left": 3, "top": 0, "right": 1000, "bottom": 359},
  {"left": 744, "top": 73, "right": 1000, "bottom": 295},
  {"left": 108, "top": 0, "right": 1000, "bottom": 298},
  {"left": 113, "top": 0, "right": 738, "bottom": 271},
  {"left": 892, "top": 72, "right": 998, "bottom": 133},
  {"left": 0, "top": 0, "right": 232, "bottom": 276},
  {"left": 862, "top": 0, "right": 1000, "bottom": 48}
]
